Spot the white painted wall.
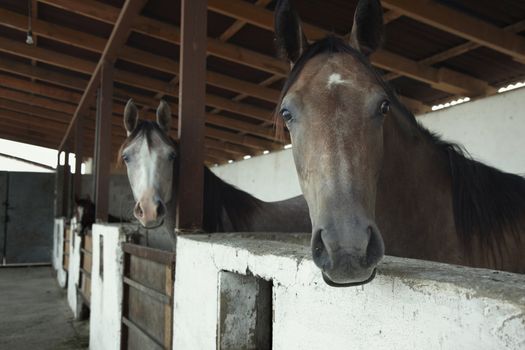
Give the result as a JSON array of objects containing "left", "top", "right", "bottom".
[
  {"left": 213, "top": 88, "right": 525, "bottom": 200},
  {"left": 418, "top": 88, "right": 525, "bottom": 174},
  {"left": 212, "top": 148, "right": 300, "bottom": 201},
  {"left": 173, "top": 233, "right": 525, "bottom": 350},
  {"left": 89, "top": 224, "right": 126, "bottom": 350},
  {"left": 67, "top": 217, "right": 82, "bottom": 318},
  {"left": 52, "top": 217, "right": 67, "bottom": 288}
]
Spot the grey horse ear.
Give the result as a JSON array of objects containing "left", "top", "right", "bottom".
[
  {"left": 274, "top": 0, "right": 308, "bottom": 65},
  {"left": 349, "top": 0, "right": 384, "bottom": 56},
  {"left": 156, "top": 100, "right": 172, "bottom": 133},
  {"left": 123, "top": 99, "right": 139, "bottom": 136}
]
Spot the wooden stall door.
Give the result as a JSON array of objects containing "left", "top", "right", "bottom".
[
  {"left": 121, "top": 244, "right": 175, "bottom": 350},
  {"left": 79, "top": 231, "right": 93, "bottom": 306}
]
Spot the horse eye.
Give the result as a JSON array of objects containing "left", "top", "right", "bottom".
[
  {"left": 169, "top": 152, "right": 176, "bottom": 161},
  {"left": 280, "top": 108, "right": 293, "bottom": 123},
  {"left": 380, "top": 100, "right": 390, "bottom": 115},
  {"left": 122, "top": 154, "right": 130, "bottom": 163}
]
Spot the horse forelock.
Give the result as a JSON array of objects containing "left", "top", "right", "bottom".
[{"left": 117, "top": 120, "right": 177, "bottom": 166}]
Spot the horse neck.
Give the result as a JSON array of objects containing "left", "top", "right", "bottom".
[
  {"left": 203, "top": 167, "right": 262, "bottom": 232},
  {"left": 375, "top": 108, "right": 461, "bottom": 263}
]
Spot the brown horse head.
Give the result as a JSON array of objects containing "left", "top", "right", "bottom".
[
  {"left": 275, "top": 0, "right": 390, "bottom": 286},
  {"left": 119, "top": 99, "right": 177, "bottom": 229}
]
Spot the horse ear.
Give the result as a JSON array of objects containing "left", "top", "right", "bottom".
[
  {"left": 274, "top": 0, "right": 308, "bottom": 65},
  {"left": 349, "top": 0, "right": 384, "bottom": 56},
  {"left": 124, "top": 99, "right": 139, "bottom": 136},
  {"left": 156, "top": 100, "right": 172, "bottom": 133}
]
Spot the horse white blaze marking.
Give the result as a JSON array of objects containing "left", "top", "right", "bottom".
[{"left": 327, "top": 73, "right": 346, "bottom": 88}]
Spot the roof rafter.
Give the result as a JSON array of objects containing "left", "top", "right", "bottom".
[
  {"left": 384, "top": 19, "right": 525, "bottom": 82},
  {"left": 382, "top": 0, "right": 525, "bottom": 64},
  {"left": 0, "top": 59, "right": 283, "bottom": 145},
  {"left": 35, "top": 0, "right": 431, "bottom": 105},
  {"left": 58, "top": 0, "right": 148, "bottom": 150},
  {"left": 207, "top": 0, "right": 494, "bottom": 96}
]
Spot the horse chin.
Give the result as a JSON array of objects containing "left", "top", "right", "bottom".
[
  {"left": 141, "top": 219, "right": 165, "bottom": 230},
  {"left": 322, "top": 268, "right": 377, "bottom": 287}
]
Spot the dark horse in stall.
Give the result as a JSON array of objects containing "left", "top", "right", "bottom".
[
  {"left": 274, "top": 0, "right": 525, "bottom": 286},
  {"left": 117, "top": 99, "right": 311, "bottom": 247},
  {"left": 74, "top": 196, "right": 127, "bottom": 235}
]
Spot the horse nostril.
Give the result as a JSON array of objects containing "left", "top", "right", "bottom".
[
  {"left": 365, "top": 225, "right": 384, "bottom": 267},
  {"left": 156, "top": 203, "right": 165, "bottom": 217},
  {"left": 312, "top": 229, "right": 332, "bottom": 270},
  {"left": 134, "top": 203, "right": 144, "bottom": 218}
]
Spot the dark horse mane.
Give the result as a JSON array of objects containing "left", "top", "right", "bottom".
[
  {"left": 74, "top": 197, "right": 126, "bottom": 234},
  {"left": 278, "top": 35, "right": 525, "bottom": 261},
  {"left": 119, "top": 120, "right": 263, "bottom": 233}
]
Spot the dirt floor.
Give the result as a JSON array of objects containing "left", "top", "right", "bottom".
[{"left": 0, "top": 266, "right": 89, "bottom": 350}]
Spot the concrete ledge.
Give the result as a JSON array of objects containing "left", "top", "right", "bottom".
[{"left": 173, "top": 233, "right": 525, "bottom": 350}]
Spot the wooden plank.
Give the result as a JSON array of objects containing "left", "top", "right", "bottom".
[
  {"left": 176, "top": 0, "right": 208, "bottom": 233},
  {"left": 122, "top": 243, "right": 175, "bottom": 265},
  {"left": 123, "top": 277, "right": 170, "bottom": 305},
  {"left": 122, "top": 316, "right": 164, "bottom": 350},
  {"left": 382, "top": 0, "right": 525, "bottom": 63},
  {"left": 0, "top": 57, "right": 87, "bottom": 91},
  {"left": 0, "top": 72, "right": 83, "bottom": 102},
  {"left": 0, "top": 108, "right": 68, "bottom": 131}
]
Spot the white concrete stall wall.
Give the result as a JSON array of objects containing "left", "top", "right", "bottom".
[
  {"left": 173, "top": 234, "right": 525, "bottom": 350},
  {"left": 89, "top": 224, "right": 126, "bottom": 350},
  {"left": 212, "top": 88, "right": 525, "bottom": 201},
  {"left": 52, "top": 217, "right": 67, "bottom": 288},
  {"left": 67, "top": 217, "right": 82, "bottom": 318}
]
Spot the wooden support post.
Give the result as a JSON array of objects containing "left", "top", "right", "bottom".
[
  {"left": 55, "top": 152, "right": 63, "bottom": 218},
  {"left": 62, "top": 151, "right": 70, "bottom": 217},
  {"left": 176, "top": 0, "right": 208, "bottom": 233},
  {"left": 93, "top": 61, "right": 113, "bottom": 222},
  {"left": 73, "top": 117, "right": 84, "bottom": 202}
]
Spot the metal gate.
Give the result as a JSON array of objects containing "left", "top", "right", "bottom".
[
  {"left": 0, "top": 171, "right": 55, "bottom": 265},
  {"left": 121, "top": 243, "right": 176, "bottom": 350}
]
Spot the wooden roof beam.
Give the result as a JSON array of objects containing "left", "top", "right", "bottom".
[
  {"left": 0, "top": 7, "right": 280, "bottom": 104},
  {"left": 206, "top": 0, "right": 494, "bottom": 96},
  {"left": 0, "top": 74, "right": 279, "bottom": 152},
  {"left": 1, "top": 67, "right": 285, "bottom": 147},
  {"left": 0, "top": 36, "right": 276, "bottom": 124},
  {"left": 24, "top": 1, "right": 428, "bottom": 113},
  {"left": 381, "top": 0, "right": 525, "bottom": 64},
  {"left": 58, "top": 0, "right": 148, "bottom": 151},
  {"left": 0, "top": 39, "right": 283, "bottom": 143},
  {"left": 384, "top": 19, "right": 525, "bottom": 82}
]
